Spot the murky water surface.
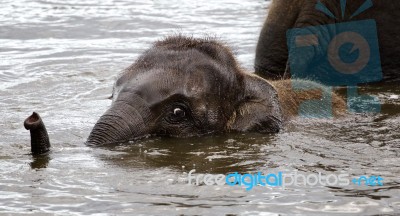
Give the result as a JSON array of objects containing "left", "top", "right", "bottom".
[{"left": 1, "top": 0, "right": 399, "bottom": 215}]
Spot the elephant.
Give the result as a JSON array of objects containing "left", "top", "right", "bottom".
[
  {"left": 25, "top": 35, "right": 345, "bottom": 154},
  {"left": 255, "top": 0, "right": 400, "bottom": 83}
]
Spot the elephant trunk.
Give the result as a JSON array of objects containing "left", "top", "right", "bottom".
[
  {"left": 86, "top": 100, "right": 150, "bottom": 145},
  {"left": 24, "top": 112, "right": 51, "bottom": 155}
]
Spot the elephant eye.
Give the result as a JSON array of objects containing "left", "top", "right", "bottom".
[
  {"left": 173, "top": 108, "right": 185, "bottom": 117},
  {"left": 166, "top": 106, "right": 187, "bottom": 124}
]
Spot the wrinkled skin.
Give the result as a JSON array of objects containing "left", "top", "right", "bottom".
[
  {"left": 24, "top": 112, "right": 51, "bottom": 155},
  {"left": 255, "top": 0, "right": 400, "bottom": 82},
  {"left": 86, "top": 36, "right": 284, "bottom": 145}
]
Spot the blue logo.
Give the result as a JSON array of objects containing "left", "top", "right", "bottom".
[
  {"left": 286, "top": 0, "right": 382, "bottom": 117},
  {"left": 352, "top": 175, "right": 384, "bottom": 186}
]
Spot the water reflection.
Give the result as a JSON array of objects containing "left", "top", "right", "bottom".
[
  {"left": 97, "top": 133, "right": 277, "bottom": 173},
  {"left": 1, "top": 0, "right": 400, "bottom": 214},
  {"left": 30, "top": 154, "right": 51, "bottom": 169}
]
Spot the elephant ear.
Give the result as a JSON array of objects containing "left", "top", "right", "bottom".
[{"left": 227, "top": 74, "right": 283, "bottom": 133}]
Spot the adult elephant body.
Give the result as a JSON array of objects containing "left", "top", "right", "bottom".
[{"left": 255, "top": 0, "right": 400, "bottom": 83}]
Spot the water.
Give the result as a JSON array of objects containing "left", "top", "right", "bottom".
[{"left": 1, "top": 0, "right": 399, "bottom": 215}]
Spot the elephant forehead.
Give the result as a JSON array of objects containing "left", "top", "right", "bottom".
[
  {"left": 135, "top": 61, "right": 230, "bottom": 94},
  {"left": 118, "top": 70, "right": 210, "bottom": 106},
  {"left": 183, "top": 71, "right": 208, "bottom": 96}
]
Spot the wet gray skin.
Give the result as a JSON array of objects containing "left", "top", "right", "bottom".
[
  {"left": 1, "top": 0, "right": 400, "bottom": 215},
  {"left": 87, "top": 36, "right": 283, "bottom": 145},
  {"left": 24, "top": 112, "right": 51, "bottom": 155}
]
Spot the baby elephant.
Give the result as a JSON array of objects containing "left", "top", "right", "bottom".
[
  {"left": 86, "top": 36, "right": 344, "bottom": 145},
  {"left": 25, "top": 36, "right": 345, "bottom": 153},
  {"left": 86, "top": 36, "right": 284, "bottom": 145}
]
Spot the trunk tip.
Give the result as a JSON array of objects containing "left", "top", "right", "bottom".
[{"left": 24, "top": 112, "right": 42, "bottom": 130}]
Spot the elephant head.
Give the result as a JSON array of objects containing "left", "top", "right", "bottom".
[{"left": 86, "top": 36, "right": 283, "bottom": 145}]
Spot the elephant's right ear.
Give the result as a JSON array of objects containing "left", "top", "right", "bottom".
[{"left": 227, "top": 74, "right": 283, "bottom": 133}]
